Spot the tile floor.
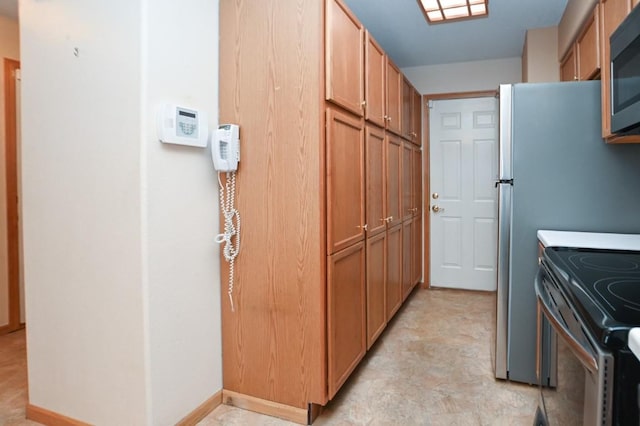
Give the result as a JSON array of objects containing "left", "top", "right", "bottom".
[{"left": 0, "top": 288, "right": 540, "bottom": 425}]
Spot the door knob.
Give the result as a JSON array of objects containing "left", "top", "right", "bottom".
[
  {"left": 432, "top": 192, "right": 439, "bottom": 199},
  {"left": 431, "top": 205, "right": 444, "bottom": 213}
]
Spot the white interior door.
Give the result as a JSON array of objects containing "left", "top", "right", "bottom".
[{"left": 429, "top": 97, "right": 498, "bottom": 291}]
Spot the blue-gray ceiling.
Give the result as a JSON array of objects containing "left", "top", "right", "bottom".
[{"left": 342, "top": 0, "right": 569, "bottom": 68}]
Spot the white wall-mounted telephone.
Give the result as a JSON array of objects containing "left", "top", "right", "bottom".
[
  {"left": 213, "top": 124, "right": 240, "bottom": 171},
  {"left": 214, "top": 124, "right": 241, "bottom": 312}
]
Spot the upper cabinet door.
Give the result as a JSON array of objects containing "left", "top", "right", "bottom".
[
  {"left": 386, "top": 59, "right": 402, "bottom": 135},
  {"left": 411, "top": 88, "right": 422, "bottom": 146},
  {"left": 577, "top": 5, "right": 600, "bottom": 81},
  {"left": 386, "top": 133, "right": 402, "bottom": 228},
  {"left": 326, "top": 0, "right": 364, "bottom": 116},
  {"left": 560, "top": 46, "right": 577, "bottom": 81},
  {"left": 326, "top": 107, "right": 365, "bottom": 254},
  {"left": 365, "top": 124, "right": 387, "bottom": 236},
  {"left": 401, "top": 77, "right": 412, "bottom": 140},
  {"left": 365, "top": 32, "right": 386, "bottom": 127}
]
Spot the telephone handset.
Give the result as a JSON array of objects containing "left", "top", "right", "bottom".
[
  {"left": 214, "top": 124, "right": 241, "bottom": 312},
  {"left": 213, "top": 124, "right": 240, "bottom": 172}
]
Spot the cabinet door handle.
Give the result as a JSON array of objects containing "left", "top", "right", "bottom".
[{"left": 357, "top": 224, "right": 368, "bottom": 231}]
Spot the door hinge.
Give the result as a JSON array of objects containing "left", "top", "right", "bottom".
[{"left": 428, "top": 100, "right": 434, "bottom": 109}]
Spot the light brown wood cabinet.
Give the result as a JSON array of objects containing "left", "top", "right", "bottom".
[
  {"left": 365, "top": 31, "right": 386, "bottom": 128},
  {"left": 599, "top": 0, "right": 640, "bottom": 142},
  {"left": 401, "top": 141, "right": 413, "bottom": 222},
  {"left": 366, "top": 231, "right": 386, "bottom": 349},
  {"left": 326, "top": 108, "right": 365, "bottom": 254},
  {"left": 560, "top": 4, "right": 600, "bottom": 82},
  {"left": 577, "top": 5, "right": 600, "bottom": 81},
  {"left": 402, "top": 220, "right": 412, "bottom": 299},
  {"left": 402, "top": 78, "right": 422, "bottom": 144},
  {"left": 386, "top": 59, "right": 403, "bottom": 135},
  {"left": 560, "top": 46, "right": 577, "bottom": 81},
  {"left": 365, "top": 124, "right": 386, "bottom": 236},
  {"left": 386, "top": 133, "right": 403, "bottom": 228},
  {"left": 327, "top": 241, "right": 366, "bottom": 399},
  {"left": 386, "top": 224, "right": 403, "bottom": 319},
  {"left": 402, "top": 77, "right": 412, "bottom": 140},
  {"left": 412, "top": 144, "right": 423, "bottom": 219},
  {"left": 326, "top": 0, "right": 364, "bottom": 116},
  {"left": 411, "top": 88, "right": 422, "bottom": 146},
  {"left": 219, "top": 0, "right": 422, "bottom": 420},
  {"left": 411, "top": 216, "right": 422, "bottom": 286}
]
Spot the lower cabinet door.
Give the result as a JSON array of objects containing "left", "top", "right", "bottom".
[
  {"left": 386, "top": 224, "right": 403, "bottom": 318},
  {"left": 327, "top": 241, "right": 366, "bottom": 399},
  {"left": 402, "top": 220, "right": 412, "bottom": 300},
  {"left": 366, "top": 232, "right": 387, "bottom": 349},
  {"left": 411, "top": 215, "right": 422, "bottom": 286}
]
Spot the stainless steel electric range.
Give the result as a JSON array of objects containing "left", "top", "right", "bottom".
[{"left": 535, "top": 245, "right": 640, "bottom": 425}]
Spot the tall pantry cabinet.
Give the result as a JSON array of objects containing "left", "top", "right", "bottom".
[{"left": 219, "top": 0, "right": 422, "bottom": 423}]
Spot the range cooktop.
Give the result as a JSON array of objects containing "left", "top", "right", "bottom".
[{"left": 543, "top": 246, "right": 640, "bottom": 348}]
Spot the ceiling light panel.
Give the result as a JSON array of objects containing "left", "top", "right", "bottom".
[{"left": 418, "top": 0, "right": 489, "bottom": 23}]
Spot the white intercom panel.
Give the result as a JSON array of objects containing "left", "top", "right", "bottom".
[{"left": 157, "top": 103, "right": 208, "bottom": 147}]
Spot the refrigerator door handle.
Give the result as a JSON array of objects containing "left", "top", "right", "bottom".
[{"left": 494, "top": 179, "right": 514, "bottom": 188}]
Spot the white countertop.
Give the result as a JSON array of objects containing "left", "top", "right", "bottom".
[
  {"left": 537, "top": 230, "right": 640, "bottom": 251},
  {"left": 629, "top": 329, "right": 640, "bottom": 361}
]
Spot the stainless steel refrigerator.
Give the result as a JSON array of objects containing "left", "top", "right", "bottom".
[{"left": 494, "top": 81, "right": 640, "bottom": 384}]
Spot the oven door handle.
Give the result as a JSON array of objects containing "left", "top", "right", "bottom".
[{"left": 535, "top": 269, "right": 599, "bottom": 375}]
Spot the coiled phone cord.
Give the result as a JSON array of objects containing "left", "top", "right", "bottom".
[{"left": 216, "top": 171, "right": 240, "bottom": 312}]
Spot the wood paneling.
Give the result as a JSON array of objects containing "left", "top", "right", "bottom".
[
  {"left": 366, "top": 232, "right": 386, "bottom": 348},
  {"left": 385, "top": 59, "right": 402, "bottom": 135},
  {"left": 364, "top": 32, "right": 386, "bottom": 127},
  {"left": 326, "top": 0, "right": 364, "bottom": 116},
  {"left": 219, "top": 0, "right": 326, "bottom": 408},
  {"left": 577, "top": 5, "right": 600, "bottom": 80},
  {"left": 386, "top": 133, "right": 402, "bottom": 228},
  {"left": 386, "top": 224, "right": 403, "bottom": 318},
  {"left": 365, "top": 124, "right": 386, "bottom": 236},
  {"left": 327, "top": 108, "right": 365, "bottom": 254},
  {"left": 328, "top": 242, "right": 366, "bottom": 399}
]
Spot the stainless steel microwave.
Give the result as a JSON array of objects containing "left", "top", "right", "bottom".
[{"left": 611, "top": 4, "right": 640, "bottom": 135}]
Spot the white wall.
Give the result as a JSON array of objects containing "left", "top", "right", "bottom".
[
  {"left": 20, "top": 0, "right": 222, "bottom": 424},
  {"left": 523, "top": 27, "right": 559, "bottom": 83},
  {"left": 20, "top": 0, "right": 148, "bottom": 423},
  {"left": 558, "top": 0, "right": 598, "bottom": 59},
  {"left": 402, "top": 57, "right": 522, "bottom": 95},
  {"left": 144, "top": 0, "right": 222, "bottom": 424},
  {"left": 0, "top": 14, "right": 19, "bottom": 328}
]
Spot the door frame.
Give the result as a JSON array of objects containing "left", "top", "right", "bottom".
[
  {"left": 422, "top": 90, "right": 497, "bottom": 289},
  {"left": 1, "top": 58, "right": 21, "bottom": 335}
]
